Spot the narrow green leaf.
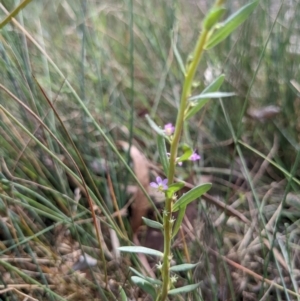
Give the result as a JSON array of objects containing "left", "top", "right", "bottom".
[
  {"left": 181, "top": 143, "right": 192, "bottom": 152},
  {"left": 203, "top": 6, "right": 226, "bottom": 30},
  {"left": 145, "top": 114, "right": 166, "bottom": 137},
  {"left": 129, "top": 267, "right": 162, "bottom": 285},
  {"left": 187, "top": 98, "right": 210, "bottom": 118},
  {"left": 168, "top": 282, "right": 201, "bottom": 295},
  {"left": 118, "top": 246, "right": 163, "bottom": 257},
  {"left": 119, "top": 286, "right": 128, "bottom": 301},
  {"left": 166, "top": 182, "right": 185, "bottom": 198},
  {"left": 168, "top": 182, "right": 185, "bottom": 193},
  {"left": 157, "top": 134, "right": 169, "bottom": 175},
  {"left": 189, "top": 92, "right": 235, "bottom": 101},
  {"left": 172, "top": 206, "right": 186, "bottom": 237},
  {"left": 131, "top": 276, "right": 157, "bottom": 299},
  {"left": 201, "top": 76, "right": 226, "bottom": 92},
  {"left": 173, "top": 183, "right": 212, "bottom": 212},
  {"left": 142, "top": 217, "right": 163, "bottom": 230},
  {"left": 177, "top": 148, "right": 193, "bottom": 163},
  {"left": 170, "top": 263, "right": 199, "bottom": 272},
  {"left": 185, "top": 74, "right": 225, "bottom": 120},
  {"left": 205, "top": 1, "right": 259, "bottom": 49}
]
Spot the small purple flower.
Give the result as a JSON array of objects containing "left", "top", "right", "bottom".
[
  {"left": 150, "top": 176, "right": 168, "bottom": 191},
  {"left": 189, "top": 151, "right": 201, "bottom": 161},
  {"left": 164, "top": 123, "right": 175, "bottom": 136}
]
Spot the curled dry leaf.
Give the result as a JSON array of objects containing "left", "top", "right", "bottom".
[
  {"left": 117, "top": 141, "right": 150, "bottom": 233},
  {"left": 247, "top": 105, "right": 281, "bottom": 122}
]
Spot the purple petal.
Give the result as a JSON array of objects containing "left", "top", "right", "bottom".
[
  {"left": 156, "top": 176, "right": 162, "bottom": 184},
  {"left": 164, "top": 123, "right": 173, "bottom": 129},
  {"left": 190, "top": 151, "right": 201, "bottom": 161},
  {"left": 164, "top": 123, "right": 175, "bottom": 135},
  {"left": 150, "top": 182, "right": 158, "bottom": 188},
  {"left": 161, "top": 179, "right": 168, "bottom": 190}
]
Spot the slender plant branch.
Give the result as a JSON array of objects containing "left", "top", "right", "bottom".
[{"left": 157, "top": 27, "right": 210, "bottom": 301}]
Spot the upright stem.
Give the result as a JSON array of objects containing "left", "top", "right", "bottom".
[{"left": 157, "top": 28, "right": 209, "bottom": 301}]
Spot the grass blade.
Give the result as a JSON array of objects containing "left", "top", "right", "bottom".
[{"left": 205, "top": 1, "right": 259, "bottom": 49}]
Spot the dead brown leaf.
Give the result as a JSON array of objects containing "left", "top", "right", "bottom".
[
  {"left": 117, "top": 141, "right": 150, "bottom": 233},
  {"left": 247, "top": 105, "right": 281, "bottom": 122}
]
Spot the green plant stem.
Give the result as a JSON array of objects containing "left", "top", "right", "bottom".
[{"left": 157, "top": 28, "right": 209, "bottom": 301}]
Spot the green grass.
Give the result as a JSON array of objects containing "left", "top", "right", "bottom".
[{"left": 1, "top": 0, "right": 300, "bottom": 300}]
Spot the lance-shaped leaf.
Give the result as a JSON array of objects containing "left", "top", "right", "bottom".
[
  {"left": 170, "top": 263, "right": 199, "bottom": 272},
  {"left": 157, "top": 134, "right": 169, "bottom": 175},
  {"left": 189, "top": 92, "right": 235, "bottom": 101},
  {"left": 203, "top": 6, "right": 226, "bottom": 30},
  {"left": 119, "top": 286, "right": 128, "bottom": 301},
  {"left": 118, "top": 246, "right": 163, "bottom": 257},
  {"left": 185, "top": 74, "right": 225, "bottom": 120},
  {"left": 173, "top": 183, "right": 212, "bottom": 212},
  {"left": 130, "top": 267, "right": 162, "bottom": 285},
  {"left": 145, "top": 114, "right": 167, "bottom": 137},
  {"left": 168, "top": 282, "right": 201, "bottom": 295},
  {"left": 131, "top": 276, "right": 157, "bottom": 299},
  {"left": 177, "top": 147, "right": 193, "bottom": 163},
  {"left": 172, "top": 206, "right": 186, "bottom": 238},
  {"left": 142, "top": 217, "right": 163, "bottom": 230},
  {"left": 205, "top": 1, "right": 259, "bottom": 49}
]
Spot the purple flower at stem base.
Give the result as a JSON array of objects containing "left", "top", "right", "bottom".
[{"left": 150, "top": 176, "right": 168, "bottom": 192}]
